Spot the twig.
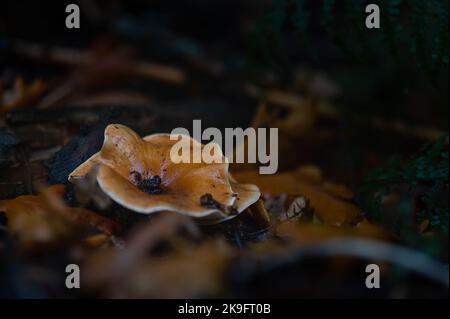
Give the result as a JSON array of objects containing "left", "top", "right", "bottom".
[
  {"left": 247, "top": 238, "right": 449, "bottom": 287},
  {"left": 11, "top": 41, "right": 187, "bottom": 85},
  {"left": 247, "top": 86, "right": 446, "bottom": 141}
]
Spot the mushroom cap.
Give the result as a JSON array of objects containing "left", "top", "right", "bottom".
[{"left": 69, "top": 124, "right": 260, "bottom": 222}]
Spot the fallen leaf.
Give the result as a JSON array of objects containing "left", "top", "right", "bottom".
[
  {"left": 0, "top": 184, "right": 120, "bottom": 251},
  {"left": 0, "top": 76, "right": 46, "bottom": 112},
  {"left": 68, "top": 91, "right": 152, "bottom": 107},
  {"left": 322, "top": 182, "right": 354, "bottom": 200},
  {"left": 233, "top": 170, "right": 361, "bottom": 227},
  {"left": 121, "top": 239, "right": 233, "bottom": 298},
  {"left": 276, "top": 221, "right": 387, "bottom": 243},
  {"left": 286, "top": 196, "right": 309, "bottom": 219},
  {"left": 83, "top": 213, "right": 233, "bottom": 298},
  {"left": 295, "top": 165, "right": 323, "bottom": 184}
]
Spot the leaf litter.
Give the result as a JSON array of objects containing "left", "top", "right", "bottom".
[{"left": 0, "top": 10, "right": 448, "bottom": 297}]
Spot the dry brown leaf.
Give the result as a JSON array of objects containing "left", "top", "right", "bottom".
[
  {"left": 0, "top": 76, "right": 46, "bottom": 112},
  {"left": 276, "top": 220, "right": 387, "bottom": 243},
  {"left": 417, "top": 219, "right": 430, "bottom": 234},
  {"left": 83, "top": 213, "right": 195, "bottom": 287},
  {"left": 118, "top": 239, "right": 233, "bottom": 298},
  {"left": 233, "top": 170, "right": 361, "bottom": 227},
  {"left": 250, "top": 91, "right": 317, "bottom": 138},
  {"left": 272, "top": 99, "right": 317, "bottom": 138},
  {"left": 295, "top": 165, "right": 323, "bottom": 185},
  {"left": 84, "top": 234, "right": 111, "bottom": 248},
  {"left": 68, "top": 91, "right": 152, "bottom": 107},
  {"left": 83, "top": 213, "right": 233, "bottom": 298},
  {"left": 0, "top": 184, "right": 120, "bottom": 251},
  {"left": 322, "top": 182, "right": 354, "bottom": 200}
]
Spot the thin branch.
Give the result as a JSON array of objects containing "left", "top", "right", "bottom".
[{"left": 248, "top": 238, "right": 449, "bottom": 287}]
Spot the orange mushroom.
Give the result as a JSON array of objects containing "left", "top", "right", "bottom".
[{"left": 69, "top": 124, "right": 260, "bottom": 223}]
